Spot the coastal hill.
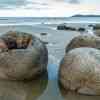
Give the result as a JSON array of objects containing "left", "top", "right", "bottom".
[{"left": 71, "top": 14, "right": 100, "bottom": 17}]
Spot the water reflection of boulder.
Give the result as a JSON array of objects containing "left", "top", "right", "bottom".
[
  {"left": 40, "top": 33, "right": 47, "bottom": 36},
  {"left": 0, "top": 72, "right": 48, "bottom": 100},
  {"left": 0, "top": 31, "right": 48, "bottom": 80}
]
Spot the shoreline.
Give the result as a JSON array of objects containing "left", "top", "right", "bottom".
[{"left": 0, "top": 24, "right": 99, "bottom": 100}]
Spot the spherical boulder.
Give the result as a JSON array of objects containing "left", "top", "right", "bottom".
[
  {"left": 66, "top": 35, "right": 100, "bottom": 53},
  {"left": 59, "top": 47, "right": 100, "bottom": 95},
  {"left": 0, "top": 31, "right": 48, "bottom": 81}
]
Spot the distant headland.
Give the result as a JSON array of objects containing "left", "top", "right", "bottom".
[{"left": 71, "top": 14, "right": 100, "bottom": 17}]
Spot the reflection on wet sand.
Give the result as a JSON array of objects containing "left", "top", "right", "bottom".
[
  {"left": 0, "top": 25, "right": 99, "bottom": 100},
  {"left": 0, "top": 72, "right": 48, "bottom": 100},
  {"left": 59, "top": 83, "right": 100, "bottom": 100}
]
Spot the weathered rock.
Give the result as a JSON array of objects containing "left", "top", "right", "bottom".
[
  {"left": 59, "top": 47, "right": 100, "bottom": 95},
  {"left": 0, "top": 31, "right": 48, "bottom": 80},
  {"left": 57, "top": 24, "right": 67, "bottom": 30},
  {"left": 66, "top": 35, "right": 100, "bottom": 53},
  {"left": 40, "top": 33, "right": 47, "bottom": 36},
  {"left": 2, "top": 31, "right": 33, "bottom": 49},
  {"left": 57, "top": 24, "right": 76, "bottom": 31},
  {"left": 93, "top": 24, "right": 100, "bottom": 30},
  {"left": 88, "top": 24, "right": 94, "bottom": 27},
  {"left": 78, "top": 27, "right": 85, "bottom": 32}
]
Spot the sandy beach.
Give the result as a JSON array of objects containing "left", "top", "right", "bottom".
[{"left": 0, "top": 24, "right": 100, "bottom": 100}]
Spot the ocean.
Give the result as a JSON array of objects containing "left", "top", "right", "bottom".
[
  {"left": 0, "top": 17, "right": 100, "bottom": 25},
  {"left": 0, "top": 17, "right": 99, "bottom": 100}
]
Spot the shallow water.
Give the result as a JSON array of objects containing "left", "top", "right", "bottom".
[
  {"left": 0, "top": 73, "right": 48, "bottom": 100},
  {"left": 0, "top": 17, "right": 100, "bottom": 25},
  {"left": 0, "top": 24, "right": 100, "bottom": 100}
]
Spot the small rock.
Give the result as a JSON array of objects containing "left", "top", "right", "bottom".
[
  {"left": 57, "top": 24, "right": 76, "bottom": 31},
  {"left": 78, "top": 28, "right": 85, "bottom": 32},
  {"left": 57, "top": 24, "right": 67, "bottom": 30},
  {"left": 40, "top": 33, "right": 47, "bottom": 36},
  {"left": 43, "top": 41, "right": 48, "bottom": 45}
]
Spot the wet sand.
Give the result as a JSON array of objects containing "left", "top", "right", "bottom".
[
  {"left": 0, "top": 25, "right": 99, "bottom": 100},
  {"left": 0, "top": 73, "right": 48, "bottom": 100}
]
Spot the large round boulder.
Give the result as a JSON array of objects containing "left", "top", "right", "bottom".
[
  {"left": 59, "top": 47, "right": 100, "bottom": 95},
  {"left": 66, "top": 35, "right": 100, "bottom": 53},
  {"left": 0, "top": 31, "right": 48, "bottom": 80}
]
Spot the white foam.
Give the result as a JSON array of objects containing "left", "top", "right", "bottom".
[{"left": 0, "top": 22, "right": 41, "bottom": 26}]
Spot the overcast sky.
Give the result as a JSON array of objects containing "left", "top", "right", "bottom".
[{"left": 0, "top": 0, "right": 100, "bottom": 17}]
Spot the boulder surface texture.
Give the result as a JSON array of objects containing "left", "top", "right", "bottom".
[
  {"left": 59, "top": 35, "right": 100, "bottom": 95},
  {"left": 0, "top": 31, "right": 48, "bottom": 81}
]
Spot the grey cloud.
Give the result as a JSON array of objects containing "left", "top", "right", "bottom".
[
  {"left": 0, "top": 0, "right": 80, "bottom": 9},
  {"left": 0, "top": 0, "right": 29, "bottom": 9},
  {"left": 53, "top": 0, "right": 79, "bottom": 3},
  {"left": 53, "top": 0, "right": 80, "bottom": 4},
  {"left": 69, "top": 0, "right": 80, "bottom": 4},
  {"left": 19, "top": 1, "right": 49, "bottom": 10}
]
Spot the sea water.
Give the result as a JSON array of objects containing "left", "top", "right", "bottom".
[
  {"left": 0, "top": 17, "right": 100, "bottom": 25},
  {"left": 0, "top": 17, "right": 99, "bottom": 100}
]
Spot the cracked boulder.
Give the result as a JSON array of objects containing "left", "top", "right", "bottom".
[{"left": 0, "top": 31, "right": 48, "bottom": 81}]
